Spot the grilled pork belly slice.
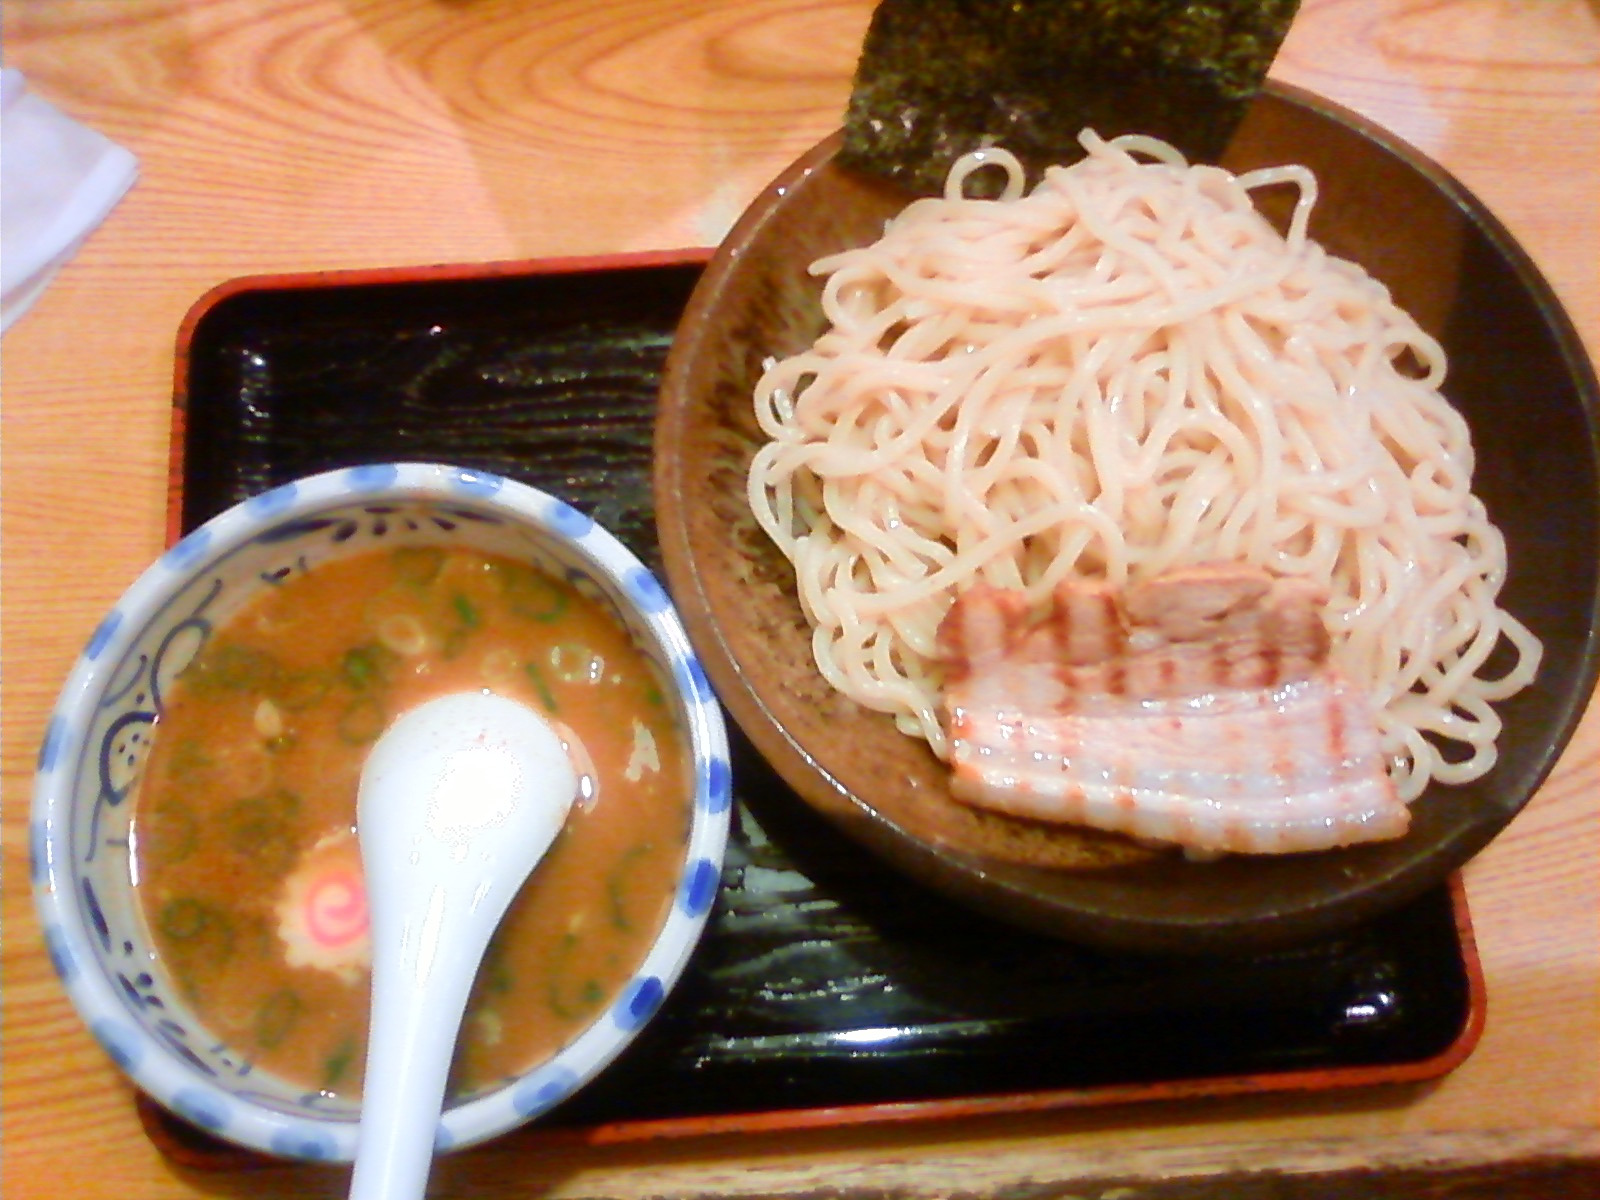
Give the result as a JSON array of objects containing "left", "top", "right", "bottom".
[{"left": 936, "top": 565, "right": 1409, "bottom": 855}]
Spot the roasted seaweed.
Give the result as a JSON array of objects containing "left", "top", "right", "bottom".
[{"left": 840, "top": 0, "right": 1301, "bottom": 195}]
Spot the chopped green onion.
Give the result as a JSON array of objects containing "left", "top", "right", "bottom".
[
  {"left": 479, "top": 946, "right": 514, "bottom": 996},
  {"left": 523, "top": 661, "right": 559, "bottom": 713},
  {"left": 139, "top": 801, "right": 198, "bottom": 864},
  {"left": 391, "top": 545, "right": 445, "bottom": 586},
  {"left": 340, "top": 643, "right": 396, "bottom": 691},
  {"left": 550, "top": 643, "right": 603, "bottom": 685},
  {"left": 337, "top": 695, "right": 387, "bottom": 744},
  {"left": 192, "top": 643, "right": 281, "bottom": 692},
  {"left": 157, "top": 898, "right": 236, "bottom": 968},
  {"left": 225, "top": 791, "right": 300, "bottom": 874},
  {"left": 275, "top": 668, "right": 331, "bottom": 712},
  {"left": 549, "top": 977, "right": 605, "bottom": 1021},
  {"left": 606, "top": 844, "right": 654, "bottom": 932},
  {"left": 494, "top": 563, "right": 569, "bottom": 623},
  {"left": 546, "top": 931, "right": 602, "bottom": 1020},
  {"left": 321, "top": 1033, "right": 360, "bottom": 1090},
  {"left": 254, "top": 988, "right": 302, "bottom": 1050}
]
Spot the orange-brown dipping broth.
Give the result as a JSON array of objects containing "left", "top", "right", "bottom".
[{"left": 131, "top": 546, "right": 691, "bottom": 1099}]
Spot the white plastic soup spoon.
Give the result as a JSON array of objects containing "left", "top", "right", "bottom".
[{"left": 347, "top": 691, "right": 578, "bottom": 1200}]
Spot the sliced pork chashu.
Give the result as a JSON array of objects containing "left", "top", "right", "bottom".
[{"left": 936, "top": 564, "right": 1409, "bottom": 856}]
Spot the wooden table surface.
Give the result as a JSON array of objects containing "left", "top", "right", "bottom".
[{"left": 3, "top": 2, "right": 1597, "bottom": 1197}]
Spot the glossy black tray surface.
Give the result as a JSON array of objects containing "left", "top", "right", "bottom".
[{"left": 173, "top": 258, "right": 1476, "bottom": 1134}]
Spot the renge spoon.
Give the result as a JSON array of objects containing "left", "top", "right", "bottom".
[{"left": 347, "top": 690, "right": 578, "bottom": 1200}]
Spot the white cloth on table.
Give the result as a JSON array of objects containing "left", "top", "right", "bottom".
[{"left": 2, "top": 68, "right": 139, "bottom": 333}]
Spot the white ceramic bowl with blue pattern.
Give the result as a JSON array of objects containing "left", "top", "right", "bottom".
[{"left": 32, "top": 462, "right": 732, "bottom": 1161}]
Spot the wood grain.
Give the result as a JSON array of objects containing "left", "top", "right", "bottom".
[{"left": 3, "top": 1, "right": 1597, "bottom": 1197}]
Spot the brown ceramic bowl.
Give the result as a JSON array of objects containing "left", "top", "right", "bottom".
[{"left": 654, "top": 81, "right": 1600, "bottom": 954}]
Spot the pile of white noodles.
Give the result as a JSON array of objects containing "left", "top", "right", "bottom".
[{"left": 746, "top": 131, "right": 1541, "bottom": 801}]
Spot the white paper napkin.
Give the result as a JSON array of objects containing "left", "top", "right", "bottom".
[{"left": 1, "top": 69, "right": 139, "bottom": 333}]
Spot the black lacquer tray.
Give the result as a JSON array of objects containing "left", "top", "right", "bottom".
[{"left": 149, "top": 252, "right": 1481, "bottom": 1161}]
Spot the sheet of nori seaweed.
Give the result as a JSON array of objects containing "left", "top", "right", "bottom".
[{"left": 839, "top": 0, "right": 1300, "bottom": 196}]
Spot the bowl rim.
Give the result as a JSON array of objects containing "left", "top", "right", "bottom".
[
  {"left": 653, "top": 82, "right": 1600, "bottom": 953},
  {"left": 32, "top": 461, "right": 732, "bottom": 1160}
]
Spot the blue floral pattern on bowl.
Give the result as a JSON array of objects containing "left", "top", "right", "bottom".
[{"left": 32, "top": 462, "right": 732, "bottom": 1161}]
